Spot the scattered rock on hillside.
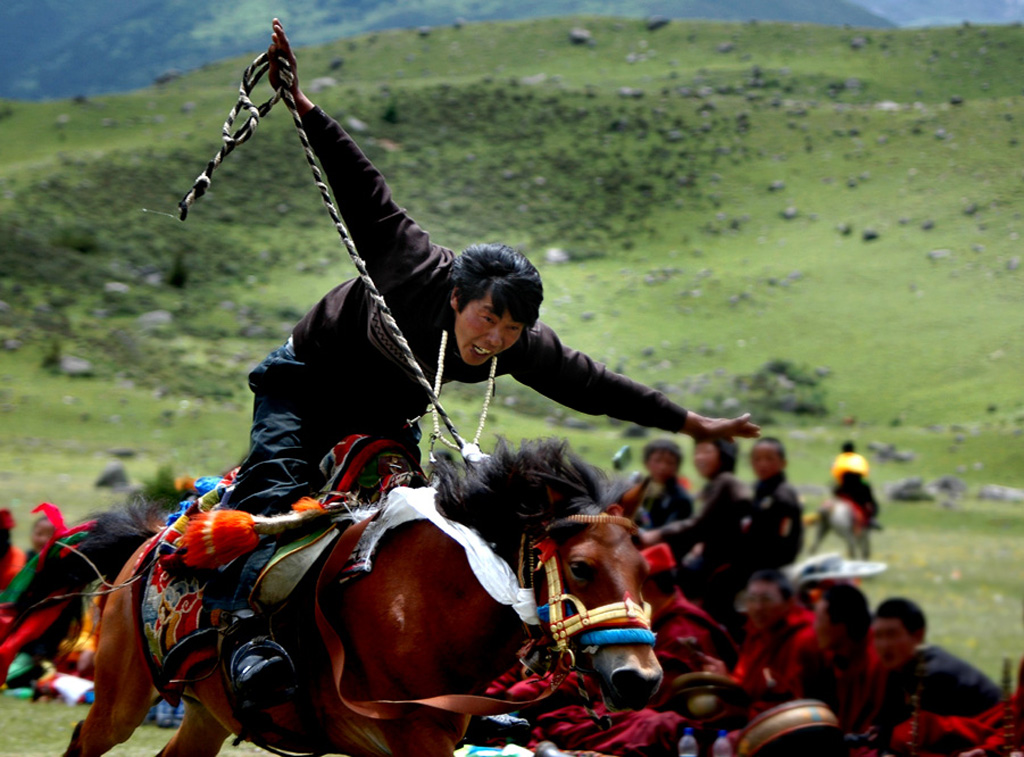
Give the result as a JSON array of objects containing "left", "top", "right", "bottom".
[
  {"left": 308, "top": 77, "right": 337, "bottom": 94},
  {"left": 107, "top": 447, "right": 137, "bottom": 458},
  {"left": 1008, "top": 256, "right": 1020, "bottom": 271},
  {"left": 869, "top": 441, "right": 916, "bottom": 463},
  {"left": 137, "top": 310, "right": 172, "bottom": 330},
  {"left": 646, "top": 16, "right": 671, "bottom": 31},
  {"left": 921, "top": 219, "right": 935, "bottom": 230},
  {"left": 862, "top": 228, "right": 879, "bottom": 241},
  {"left": 885, "top": 477, "right": 933, "bottom": 501},
  {"left": 850, "top": 36, "right": 867, "bottom": 50},
  {"left": 0, "top": 301, "right": 9, "bottom": 313},
  {"left": 950, "top": 94, "right": 964, "bottom": 105},
  {"left": 927, "top": 249, "right": 952, "bottom": 260},
  {"left": 545, "top": 248, "right": 570, "bottom": 264},
  {"left": 927, "top": 476, "right": 967, "bottom": 498},
  {"left": 60, "top": 356, "right": 94, "bottom": 377},
  {"left": 781, "top": 206, "right": 798, "bottom": 220},
  {"left": 568, "top": 28, "right": 592, "bottom": 45},
  {"left": 95, "top": 461, "right": 130, "bottom": 489},
  {"left": 978, "top": 484, "right": 1024, "bottom": 502},
  {"left": 963, "top": 202, "right": 978, "bottom": 216},
  {"left": 622, "top": 423, "right": 650, "bottom": 438},
  {"left": 768, "top": 180, "right": 785, "bottom": 192},
  {"left": 618, "top": 87, "right": 644, "bottom": 98},
  {"left": 717, "top": 42, "right": 735, "bottom": 54},
  {"left": 104, "top": 282, "right": 130, "bottom": 294},
  {"left": 346, "top": 116, "right": 368, "bottom": 132},
  {"left": 521, "top": 73, "right": 547, "bottom": 86},
  {"left": 4, "top": 339, "right": 21, "bottom": 351},
  {"left": 836, "top": 223, "right": 852, "bottom": 235},
  {"left": 417, "top": 26, "right": 431, "bottom": 37}
]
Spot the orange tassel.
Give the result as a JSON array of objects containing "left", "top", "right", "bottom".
[
  {"left": 181, "top": 511, "right": 258, "bottom": 569},
  {"left": 291, "top": 497, "right": 324, "bottom": 513}
]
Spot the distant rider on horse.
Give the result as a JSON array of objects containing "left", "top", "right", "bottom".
[{"left": 220, "top": 18, "right": 761, "bottom": 711}]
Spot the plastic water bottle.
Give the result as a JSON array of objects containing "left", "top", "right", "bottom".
[
  {"left": 677, "top": 726, "right": 699, "bottom": 757},
  {"left": 712, "top": 729, "right": 733, "bottom": 757}
]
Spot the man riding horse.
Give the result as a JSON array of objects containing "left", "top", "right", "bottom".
[{"left": 221, "top": 19, "right": 760, "bottom": 710}]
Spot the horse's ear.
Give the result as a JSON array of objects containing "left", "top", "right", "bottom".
[{"left": 606, "top": 503, "right": 625, "bottom": 518}]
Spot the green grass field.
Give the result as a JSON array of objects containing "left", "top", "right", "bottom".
[{"left": 1, "top": 16, "right": 1023, "bottom": 750}]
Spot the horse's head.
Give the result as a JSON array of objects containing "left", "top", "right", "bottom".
[
  {"left": 433, "top": 438, "right": 663, "bottom": 711},
  {"left": 536, "top": 505, "right": 663, "bottom": 711}
]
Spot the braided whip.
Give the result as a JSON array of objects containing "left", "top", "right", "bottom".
[{"left": 178, "top": 52, "right": 473, "bottom": 457}]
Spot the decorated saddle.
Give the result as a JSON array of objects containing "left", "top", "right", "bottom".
[{"left": 135, "top": 434, "right": 426, "bottom": 699}]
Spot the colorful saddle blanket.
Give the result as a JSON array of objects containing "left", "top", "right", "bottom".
[{"left": 136, "top": 434, "right": 424, "bottom": 698}]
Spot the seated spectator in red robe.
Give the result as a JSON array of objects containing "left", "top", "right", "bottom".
[
  {"left": 487, "top": 544, "right": 735, "bottom": 756},
  {"left": 957, "top": 655, "right": 1024, "bottom": 757},
  {"left": 701, "top": 569, "right": 818, "bottom": 716},
  {"left": 873, "top": 597, "right": 1002, "bottom": 756},
  {"left": 0, "top": 509, "right": 26, "bottom": 592},
  {"left": 801, "top": 583, "right": 888, "bottom": 738}
]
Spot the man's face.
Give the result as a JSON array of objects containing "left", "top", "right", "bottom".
[
  {"left": 450, "top": 290, "right": 525, "bottom": 366},
  {"left": 872, "top": 617, "right": 923, "bottom": 670},
  {"left": 813, "top": 599, "right": 846, "bottom": 652},
  {"left": 745, "top": 579, "right": 790, "bottom": 631},
  {"left": 645, "top": 450, "right": 680, "bottom": 485},
  {"left": 693, "top": 441, "right": 721, "bottom": 480},
  {"left": 31, "top": 519, "right": 56, "bottom": 552},
  {"left": 750, "top": 443, "right": 786, "bottom": 481}
]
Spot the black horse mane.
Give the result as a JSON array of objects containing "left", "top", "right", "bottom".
[
  {"left": 12, "top": 498, "right": 166, "bottom": 613},
  {"left": 433, "top": 438, "right": 623, "bottom": 562}
]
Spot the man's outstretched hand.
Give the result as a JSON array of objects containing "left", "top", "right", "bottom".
[
  {"left": 682, "top": 412, "right": 761, "bottom": 443},
  {"left": 268, "top": 18, "right": 314, "bottom": 116}
]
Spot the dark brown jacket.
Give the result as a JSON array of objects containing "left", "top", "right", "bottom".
[{"left": 289, "top": 107, "right": 689, "bottom": 436}]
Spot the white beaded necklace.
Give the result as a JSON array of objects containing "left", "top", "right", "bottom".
[{"left": 430, "top": 329, "right": 497, "bottom": 459}]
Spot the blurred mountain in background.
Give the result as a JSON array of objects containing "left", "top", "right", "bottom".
[{"left": 4, "top": 0, "right": 893, "bottom": 100}]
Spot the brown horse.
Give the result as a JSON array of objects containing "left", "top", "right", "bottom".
[{"left": 49, "top": 439, "right": 660, "bottom": 756}]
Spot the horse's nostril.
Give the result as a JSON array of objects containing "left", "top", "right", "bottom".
[{"left": 610, "top": 666, "right": 662, "bottom": 709}]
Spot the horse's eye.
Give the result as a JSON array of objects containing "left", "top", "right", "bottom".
[{"left": 568, "top": 561, "right": 595, "bottom": 583}]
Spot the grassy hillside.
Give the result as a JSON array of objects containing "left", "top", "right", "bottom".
[
  {"left": 0, "top": 16, "right": 1022, "bottom": 683},
  {"left": 3, "top": 0, "right": 892, "bottom": 101}
]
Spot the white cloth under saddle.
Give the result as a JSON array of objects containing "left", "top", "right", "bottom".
[{"left": 355, "top": 486, "right": 540, "bottom": 626}]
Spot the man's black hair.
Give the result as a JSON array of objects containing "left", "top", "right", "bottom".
[
  {"left": 875, "top": 597, "right": 927, "bottom": 635},
  {"left": 841, "top": 441, "right": 856, "bottom": 453},
  {"left": 748, "top": 568, "right": 794, "bottom": 600},
  {"left": 451, "top": 243, "right": 543, "bottom": 327},
  {"left": 643, "top": 438, "right": 682, "bottom": 464},
  {"left": 710, "top": 438, "right": 739, "bottom": 473},
  {"left": 822, "top": 583, "right": 871, "bottom": 642},
  {"left": 754, "top": 436, "right": 787, "bottom": 460}
]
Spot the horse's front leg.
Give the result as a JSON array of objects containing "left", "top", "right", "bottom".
[
  {"left": 66, "top": 568, "right": 157, "bottom": 756},
  {"left": 379, "top": 710, "right": 471, "bottom": 757},
  {"left": 810, "top": 505, "right": 830, "bottom": 554}
]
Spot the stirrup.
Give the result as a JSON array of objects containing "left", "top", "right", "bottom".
[{"left": 229, "top": 637, "right": 297, "bottom": 712}]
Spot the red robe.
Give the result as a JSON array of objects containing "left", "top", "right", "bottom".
[
  {"left": 730, "top": 606, "right": 818, "bottom": 715},
  {"left": 879, "top": 645, "right": 1004, "bottom": 756},
  {"left": 800, "top": 634, "right": 889, "bottom": 735},
  {"left": 487, "top": 589, "right": 734, "bottom": 756},
  {"left": 938, "top": 656, "right": 1023, "bottom": 756},
  {"left": 0, "top": 545, "right": 26, "bottom": 592}
]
